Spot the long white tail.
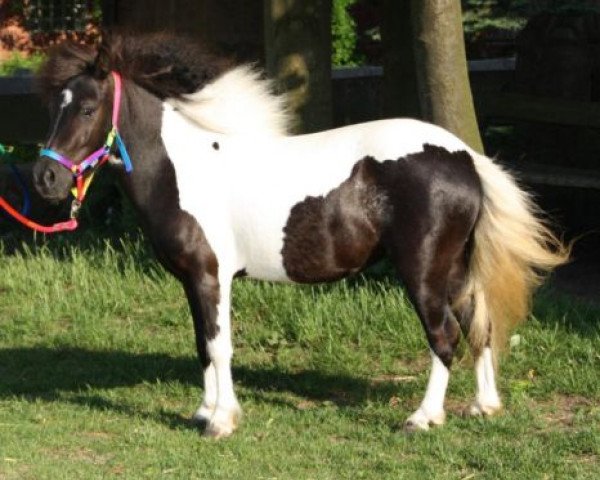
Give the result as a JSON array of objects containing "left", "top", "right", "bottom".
[{"left": 459, "top": 153, "right": 569, "bottom": 361}]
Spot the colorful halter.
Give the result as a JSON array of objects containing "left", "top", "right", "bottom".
[
  {"left": 40, "top": 71, "right": 133, "bottom": 205},
  {"left": 0, "top": 71, "right": 132, "bottom": 234}
]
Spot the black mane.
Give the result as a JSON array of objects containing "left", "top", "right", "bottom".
[{"left": 38, "top": 31, "right": 232, "bottom": 101}]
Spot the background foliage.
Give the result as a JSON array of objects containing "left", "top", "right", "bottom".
[
  {"left": 3, "top": 1, "right": 599, "bottom": 70},
  {"left": 332, "top": 0, "right": 360, "bottom": 67},
  {"left": 0, "top": 51, "right": 44, "bottom": 75},
  {"left": 331, "top": 0, "right": 600, "bottom": 66},
  {"left": 462, "top": 0, "right": 600, "bottom": 40}
]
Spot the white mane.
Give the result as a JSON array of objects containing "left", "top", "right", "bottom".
[{"left": 167, "top": 65, "right": 292, "bottom": 137}]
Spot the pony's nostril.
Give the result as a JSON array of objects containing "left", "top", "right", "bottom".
[{"left": 43, "top": 168, "right": 56, "bottom": 187}]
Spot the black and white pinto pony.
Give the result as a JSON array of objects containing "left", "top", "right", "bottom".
[{"left": 33, "top": 33, "right": 567, "bottom": 438}]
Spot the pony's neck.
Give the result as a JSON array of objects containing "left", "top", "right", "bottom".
[{"left": 116, "top": 80, "right": 180, "bottom": 231}]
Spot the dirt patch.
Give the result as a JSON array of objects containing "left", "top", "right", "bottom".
[
  {"left": 42, "top": 446, "right": 111, "bottom": 466},
  {"left": 566, "top": 453, "right": 599, "bottom": 466},
  {"left": 370, "top": 374, "right": 417, "bottom": 385},
  {"left": 529, "top": 394, "right": 596, "bottom": 430}
]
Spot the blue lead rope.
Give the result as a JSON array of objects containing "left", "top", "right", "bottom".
[{"left": 8, "top": 163, "right": 31, "bottom": 216}]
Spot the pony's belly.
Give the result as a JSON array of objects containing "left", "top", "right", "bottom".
[
  {"left": 243, "top": 256, "right": 290, "bottom": 283},
  {"left": 232, "top": 156, "right": 386, "bottom": 285},
  {"left": 230, "top": 200, "right": 294, "bottom": 283}
]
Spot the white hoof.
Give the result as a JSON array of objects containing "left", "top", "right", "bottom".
[
  {"left": 203, "top": 405, "right": 242, "bottom": 439},
  {"left": 469, "top": 399, "right": 503, "bottom": 417},
  {"left": 404, "top": 408, "right": 446, "bottom": 432}
]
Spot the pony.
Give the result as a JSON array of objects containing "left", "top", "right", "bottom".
[{"left": 32, "top": 32, "right": 568, "bottom": 438}]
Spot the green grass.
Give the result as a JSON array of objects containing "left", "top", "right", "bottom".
[{"left": 0, "top": 234, "right": 599, "bottom": 479}]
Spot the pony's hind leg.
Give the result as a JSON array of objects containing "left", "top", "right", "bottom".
[
  {"left": 404, "top": 301, "right": 460, "bottom": 431},
  {"left": 388, "top": 210, "right": 479, "bottom": 430},
  {"left": 391, "top": 241, "right": 463, "bottom": 431},
  {"left": 451, "top": 273, "right": 502, "bottom": 417},
  {"left": 406, "top": 347, "right": 452, "bottom": 431},
  {"left": 471, "top": 345, "right": 502, "bottom": 416},
  {"left": 374, "top": 143, "right": 482, "bottom": 431}
]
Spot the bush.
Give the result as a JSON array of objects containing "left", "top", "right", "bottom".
[
  {"left": 462, "top": 0, "right": 530, "bottom": 40},
  {"left": 332, "top": 0, "right": 360, "bottom": 67},
  {"left": 0, "top": 52, "right": 45, "bottom": 76},
  {"left": 462, "top": 0, "right": 600, "bottom": 41}
]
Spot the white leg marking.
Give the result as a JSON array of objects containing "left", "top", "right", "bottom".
[
  {"left": 192, "top": 362, "right": 217, "bottom": 424},
  {"left": 202, "top": 278, "right": 241, "bottom": 438},
  {"left": 470, "top": 347, "right": 502, "bottom": 416},
  {"left": 405, "top": 351, "right": 449, "bottom": 431}
]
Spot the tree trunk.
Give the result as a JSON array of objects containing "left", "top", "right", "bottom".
[
  {"left": 264, "top": 0, "right": 332, "bottom": 133},
  {"left": 410, "top": 0, "right": 483, "bottom": 152}
]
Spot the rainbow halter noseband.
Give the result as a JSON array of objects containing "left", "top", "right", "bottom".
[{"left": 0, "top": 71, "right": 132, "bottom": 234}]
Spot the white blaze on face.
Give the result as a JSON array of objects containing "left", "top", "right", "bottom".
[
  {"left": 46, "top": 89, "right": 74, "bottom": 145},
  {"left": 60, "top": 89, "right": 73, "bottom": 109}
]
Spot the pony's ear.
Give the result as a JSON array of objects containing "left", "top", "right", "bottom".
[{"left": 93, "top": 32, "right": 113, "bottom": 79}]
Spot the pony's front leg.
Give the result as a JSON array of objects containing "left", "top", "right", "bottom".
[
  {"left": 185, "top": 275, "right": 241, "bottom": 438},
  {"left": 204, "top": 277, "right": 242, "bottom": 438},
  {"left": 193, "top": 362, "right": 216, "bottom": 425}
]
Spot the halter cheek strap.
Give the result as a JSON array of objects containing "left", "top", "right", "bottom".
[{"left": 105, "top": 70, "right": 133, "bottom": 173}]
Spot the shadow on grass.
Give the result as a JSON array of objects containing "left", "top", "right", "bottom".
[
  {"left": 532, "top": 286, "right": 600, "bottom": 337},
  {"left": 0, "top": 226, "right": 168, "bottom": 283},
  {"left": 0, "top": 346, "right": 409, "bottom": 429}
]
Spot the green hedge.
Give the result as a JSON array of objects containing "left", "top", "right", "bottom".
[
  {"left": 0, "top": 52, "right": 45, "bottom": 76},
  {"left": 332, "top": 0, "right": 360, "bottom": 67}
]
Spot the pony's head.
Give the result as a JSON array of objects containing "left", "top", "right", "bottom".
[
  {"left": 33, "top": 41, "right": 115, "bottom": 203},
  {"left": 33, "top": 32, "right": 230, "bottom": 203}
]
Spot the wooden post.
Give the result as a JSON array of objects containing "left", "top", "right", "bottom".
[
  {"left": 264, "top": 0, "right": 332, "bottom": 133},
  {"left": 410, "top": 0, "right": 484, "bottom": 152}
]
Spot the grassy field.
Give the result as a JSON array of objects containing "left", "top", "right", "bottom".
[{"left": 0, "top": 233, "right": 598, "bottom": 479}]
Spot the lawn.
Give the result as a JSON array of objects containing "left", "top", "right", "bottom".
[{"left": 0, "top": 233, "right": 598, "bottom": 479}]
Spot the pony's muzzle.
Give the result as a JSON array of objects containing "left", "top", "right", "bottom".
[{"left": 33, "top": 158, "right": 73, "bottom": 203}]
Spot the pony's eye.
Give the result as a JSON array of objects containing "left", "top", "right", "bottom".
[{"left": 81, "top": 106, "right": 95, "bottom": 117}]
